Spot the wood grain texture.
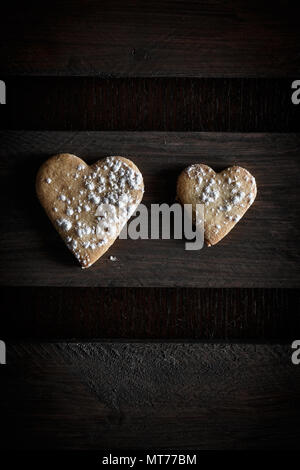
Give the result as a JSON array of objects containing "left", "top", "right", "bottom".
[
  {"left": 1, "top": 78, "right": 300, "bottom": 132},
  {"left": 0, "top": 131, "right": 299, "bottom": 287},
  {"left": 0, "top": 1, "right": 299, "bottom": 77},
  {"left": 2, "top": 342, "right": 300, "bottom": 449},
  {"left": 2, "top": 288, "right": 299, "bottom": 340}
]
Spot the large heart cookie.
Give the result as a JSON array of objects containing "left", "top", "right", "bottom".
[
  {"left": 177, "top": 164, "right": 257, "bottom": 246},
  {"left": 36, "top": 154, "right": 144, "bottom": 268}
]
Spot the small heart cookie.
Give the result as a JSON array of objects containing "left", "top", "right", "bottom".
[
  {"left": 36, "top": 154, "right": 144, "bottom": 268},
  {"left": 177, "top": 164, "right": 257, "bottom": 246}
]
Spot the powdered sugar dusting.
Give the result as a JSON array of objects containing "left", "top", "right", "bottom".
[
  {"left": 43, "top": 156, "right": 143, "bottom": 267},
  {"left": 181, "top": 164, "right": 257, "bottom": 245}
]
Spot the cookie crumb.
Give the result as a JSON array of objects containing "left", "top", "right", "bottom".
[{"left": 109, "top": 256, "right": 118, "bottom": 261}]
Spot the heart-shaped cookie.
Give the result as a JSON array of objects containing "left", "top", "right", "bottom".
[
  {"left": 176, "top": 164, "right": 257, "bottom": 246},
  {"left": 36, "top": 153, "right": 144, "bottom": 268}
]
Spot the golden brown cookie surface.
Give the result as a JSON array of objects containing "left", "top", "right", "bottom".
[
  {"left": 177, "top": 164, "right": 257, "bottom": 246},
  {"left": 36, "top": 154, "right": 144, "bottom": 268}
]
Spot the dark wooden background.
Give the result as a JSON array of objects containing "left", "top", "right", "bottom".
[
  {"left": 1, "top": 0, "right": 300, "bottom": 451},
  {"left": 1, "top": 0, "right": 300, "bottom": 77},
  {"left": 2, "top": 288, "right": 299, "bottom": 341},
  {"left": 2, "top": 342, "right": 300, "bottom": 450},
  {"left": 1, "top": 77, "right": 300, "bottom": 132}
]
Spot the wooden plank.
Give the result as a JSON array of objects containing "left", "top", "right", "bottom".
[
  {"left": 1, "top": 78, "right": 299, "bottom": 132},
  {"left": 0, "top": 1, "right": 299, "bottom": 77},
  {"left": 0, "top": 131, "right": 299, "bottom": 287},
  {"left": 2, "top": 288, "right": 299, "bottom": 340},
  {"left": 2, "top": 342, "right": 300, "bottom": 449}
]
